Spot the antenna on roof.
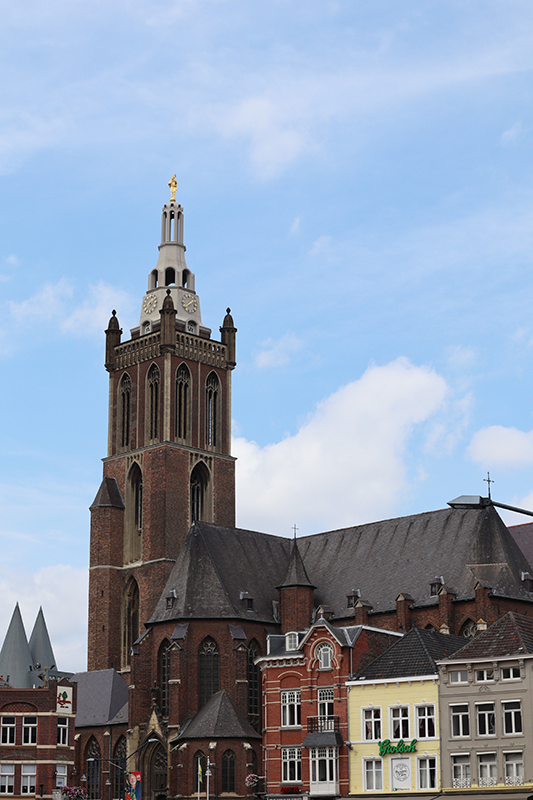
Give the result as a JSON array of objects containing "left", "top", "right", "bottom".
[{"left": 484, "top": 471, "right": 494, "bottom": 500}]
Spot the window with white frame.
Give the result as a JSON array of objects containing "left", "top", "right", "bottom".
[
  {"left": 417, "top": 756, "right": 437, "bottom": 790},
  {"left": 503, "top": 701, "right": 522, "bottom": 735},
  {"left": 21, "top": 765, "right": 36, "bottom": 795},
  {"left": 504, "top": 752, "right": 524, "bottom": 785},
  {"left": 475, "top": 668, "right": 494, "bottom": 682},
  {"left": 57, "top": 718, "right": 68, "bottom": 745},
  {"left": 502, "top": 666, "right": 520, "bottom": 681},
  {"left": 363, "top": 707, "right": 381, "bottom": 741},
  {"left": 390, "top": 706, "right": 409, "bottom": 740},
  {"left": 281, "top": 691, "right": 301, "bottom": 727},
  {"left": 451, "top": 704, "right": 470, "bottom": 737},
  {"left": 22, "top": 717, "right": 37, "bottom": 745},
  {"left": 0, "top": 765, "right": 14, "bottom": 794},
  {"left": 55, "top": 766, "right": 68, "bottom": 788},
  {"left": 364, "top": 759, "right": 383, "bottom": 791},
  {"left": 452, "top": 754, "right": 471, "bottom": 788},
  {"left": 477, "top": 702, "right": 496, "bottom": 736},
  {"left": 285, "top": 632, "right": 298, "bottom": 652},
  {"left": 316, "top": 643, "right": 333, "bottom": 670},
  {"left": 416, "top": 705, "right": 435, "bottom": 738},
  {"left": 478, "top": 753, "right": 497, "bottom": 787},
  {"left": 1, "top": 718, "right": 15, "bottom": 745},
  {"left": 318, "top": 688, "right": 334, "bottom": 729},
  {"left": 282, "top": 748, "right": 301, "bottom": 782},
  {"left": 450, "top": 670, "right": 468, "bottom": 684},
  {"left": 310, "top": 747, "right": 337, "bottom": 786}
]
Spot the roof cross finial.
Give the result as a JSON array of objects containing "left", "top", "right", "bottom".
[
  {"left": 484, "top": 471, "right": 494, "bottom": 500},
  {"left": 168, "top": 174, "right": 178, "bottom": 201},
  {"left": 292, "top": 524, "right": 299, "bottom": 540}
]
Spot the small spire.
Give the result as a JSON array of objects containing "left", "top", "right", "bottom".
[{"left": 168, "top": 174, "right": 178, "bottom": 201}]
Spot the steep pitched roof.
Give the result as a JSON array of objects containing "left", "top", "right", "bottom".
[
  {"left": 441, "top": 611, "right": 533, "bottom": 661},
  {"left": 508, "top": 522, "right": 533, "bottom": 571},
  {"left": 355, "top": 627, "right": 465, "bottom": 680},
  {"left": 0, "top": 604, "right": 34, "bottom": 688},
  {"left": 71, "top": 669, "right": 129, "bottom": 727},
  {"left": 29, "top": 607, "right": 56, "bottom": 672},
  {"left": 172, "top": 691, "right": 260, "bottom": 741},
  {"left": 90, "top": 477, "right": 125, "bottom": 509},
  {"left": 277, "top": 540, "right": 315, "bottom": 589}
]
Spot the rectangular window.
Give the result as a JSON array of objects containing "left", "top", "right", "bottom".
[
  {"left": 282, "top": 748, "right": 301, "bottom": 782},
  {"left": 418, "top": 756, "right": 437, "bottom": 790},
  {"left": 21, "top": 766, "right": 36, "bottom": 795},
  {"left": 281, "top": 691, "right": 301, "bottom": 727},
  {"left": 504, "top": 752, "right": 524, "bottom": 786},
  {"left": 503, "top": 701, "right": 522, "bottom": 735},
  {"left": 450, "top": 670, "right": 468, "bottom": 684},
  {"left": 502, "top": 666, "right": 520, "bottom": 681},
  {"left": 451, "top": 704, "right": 470, "bottom": 737},
  {"left": 310, "top": 747, "right": 337, "bottom": 785},
  {"left": 22, "top": 717, "right": 37, "bottom": 745},
  {"left": 57, "top": 718, "right": 68, "bottom": 746},
  {"left": 55, "top": 766, "right": 68, "bottom": 789},
  {"left": 363, "top": 708, "right": 381, "bottom": 741},
  {"left": 452, "top": 755, "right": 471, "bottom": 788},
  {"left": 478, "top": 753, "right": 497, "bottom": 787},
  {"left": 390, "top": 706, "right": 409, "bottom": 740},
  {"left": 416, "top": 705, "right": 435, "bottom": 738},
  {"left": 364, "top": 760, "right": 383, "bottom": 791},
  {"left": 477, "top": 703, "right": 495, "bottom": 736},
  {"left": 1, "top": 718, "right": 15, "bottom": 745},
  {"left": 0, "top": 766, "right": 14, "bottom": 794},
  {"left": 476, "top": 668, "right": 494, "bottom": 682}
]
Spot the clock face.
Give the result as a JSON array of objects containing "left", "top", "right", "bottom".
[
  {"left": 182, "top": 293, "right": 198, "bottom": 314},
  {"left": 142, "top": 294, "right": 157, "bottom": 314}
]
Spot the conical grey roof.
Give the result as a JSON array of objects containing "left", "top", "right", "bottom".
[
  {"left": 29, "top": 607, "right": 56, "bottom": 672},
  {"left": 277, "top": 539, "right": 315, "bottom": 589},
  {"left": 0, "top": 604, "right": 34, "bottom": 688}
]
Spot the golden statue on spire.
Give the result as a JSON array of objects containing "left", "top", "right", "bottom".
[{"left": 168, "top": 174, "right": 178, "bottom": 201}]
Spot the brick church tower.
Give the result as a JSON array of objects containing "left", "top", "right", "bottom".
[{"left": 88, "top": 178, "right": 237, "bottom": 676}]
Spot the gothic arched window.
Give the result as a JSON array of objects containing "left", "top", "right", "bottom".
[
  {"left": 194, "top": 752, "right": 207, "bottom": 794},
  {"left": 158, "top": 639, "right": 171, "bottom": 716},
  {"left": 147, "top": 363, "right": 160, "bottom": 442},
  {"left": 247, "top": 640, "right": 261, "bottom": 731},
  {"left": 205, "top": 372, "right": 220, "bottom": 448},
  {"left": 190, "top": 461, "right": 210, "bottom": 523},
  {"left": 222, "top": 751, "right": 236, "bottom": 792},
  {"left": 113, "top": 737, "right": 127, "bottom": 800},
  {"left": 122, "top": 578, "right": 139, "bottom": 668},
  {"left": 118, "top": 373, "right": 131, "bottom": 450},
  {"left": 198, "top": 637, "right": 219, "bottom": 708},
  {"left": 86, "top": 737, "right": 101, "bottom": 800},
  {"left": 125, "top": 463, "right": 142, "bottom": 563},
  {"left": 176, "top": 364, "right": 191, "bottom": 443}
]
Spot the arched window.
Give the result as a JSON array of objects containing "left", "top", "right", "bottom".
[
  {"left": 190, "top": 461, "right": 210, "bottom": 523},
  {"left": 147, "top": 363, "right": 160, "bottom": 442},
  {"left": 183, "top": 269, "right": 190, "bottom": 289},
  {"left": 460, "top": 618, "right": 477, "bottom": 638},
  {"left": 222, "top": 751, "right": 236, "bottom": 792},
  {"left": 194, "top": 752, "right": 207, "bottom": 794},
  {"left": 247, "top": 640, "right": 261, "bottom": 731},
  {"left": 113, "top": 736, "right": 127, "bottom": 800},
  {"left": 158, "top": 639, "right": 171, "bottom": 716},
  {"left": 198, "top": 637, "right": 219, "bottom": 708},
  {"left": 150, "top": 269, "right": 159, "bottom": 289},
  {"left": 316, "top": 642, "right": 333, "bottom": 670},
  {"left": 165, "top": 267, "right": 176, "bottom": 286},
  {"left": 205, "top": 372, "right": 220, "bottom": 448},
  {"left": 176, "top": 364, "right": 191, "bottom": 442},
  {"left": 125, "top": 463, "right": 142, "bottom": 563},
  {"left": 118, "top": 373, "right": 131, "bottom": 450},
  {"left": 122, "top": 578, "right": 139, "bottom": 668},
  {"left": 148, "top": 742, "right": 167, "bottom": 799},
  {"left": 86, "top": 737, "right": 101, "bottom": 800}
]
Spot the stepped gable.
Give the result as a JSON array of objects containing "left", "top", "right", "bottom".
[
  {"left": 355, "top": 627, "right": 465, "bottom": 680},
  {"left": 443, "top": 611, "right": 533, "bottom": 661},
  {"left": 148, "top": 522, "right": 291, "bottom": 624},
  {"left": 0, "top": 604, "right": 34, "bottom": 688},
  {"left": 172, "top": 690, "right": 260, "bottom": 742},
  {"left": 71, "top": 669, "right": 129, "bottom": 727},
  {"left": 29, "top": 607, "right": 56, "bottom": 672},
  {"left": 298, "top": 505, "right": 532, "bottom": 619}
]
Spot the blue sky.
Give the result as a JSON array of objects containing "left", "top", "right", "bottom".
[{"left": 2, "top": 1, "right": 533, "bottom": 670}]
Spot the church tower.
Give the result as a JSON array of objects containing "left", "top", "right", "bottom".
[{"left": 88, "top": 178, "right": 237, "bottom": 676}]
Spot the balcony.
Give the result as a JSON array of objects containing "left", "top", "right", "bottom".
[{"left": 307, "top": 716, "right": 340, "bottom": 733}]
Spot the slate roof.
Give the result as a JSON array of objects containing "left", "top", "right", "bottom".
[
  {"left": 0, "top": 604, "right": 34, "bottom": 688},
  {"left": 277, "top": 540, "right": 315, "bottom": 589},
  {"left": 508, "top": 522, "right": 533, "bottom": 571},
  {"left": 355, "top": 627, "right": 465, "bottom": 680},
  {"left": 29, "top": 607, "right": 56, "bottom": 672},
  {"left": 71, "top": 669, "right": 129, "bottom": 727},
  {"left": 148, "top": 506, "right": 532, "bottom": 627},
  {"left": 440, "top": 611, "right": 533, "bottom": 662},
  {"left": 90, "top": 477, "right": 125, "bottom": 509},
  {"left": 172, "top": 690, "right": 260, "bottom": 742}
]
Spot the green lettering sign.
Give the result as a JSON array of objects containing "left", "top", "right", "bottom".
[{"left": 378, "top": 739, "right": 417, "bottom": 757}]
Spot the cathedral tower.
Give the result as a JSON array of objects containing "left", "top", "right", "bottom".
[{"left": 88, "top": 178, "right": 237, "bottom": 676}]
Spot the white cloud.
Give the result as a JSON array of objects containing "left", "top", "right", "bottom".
[
  {"left": 289, "top": 217, "right": 301, "bottom": 235},
  {"left": 468, "top": 425, "right": 533, "bottom": 468},
  {"left": 234, "top": 357, "right": 447, "bottom": 534},
  {"left": 9, "top": 278, "right": 73, "bottom": 323},
  {"left": 254, "top": 334, "right": 303, "bottom": 369},
  {"left": 62, "top": 281, "right": 136, "bottom": 336},
  {"left": 310, "top": 235, "right": 332, "bottom": 256},
  {"left": 501, "top": 121, "right": 524, "bottom": 145}
]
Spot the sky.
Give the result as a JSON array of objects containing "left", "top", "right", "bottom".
[{"left": 2, "top": 0, "right": 533, "bottom": 671}]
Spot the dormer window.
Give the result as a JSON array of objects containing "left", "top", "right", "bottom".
[
  {"left": 166, "top": 590, "right": 177, "bottom": 610},
  {"left": 346, "top": 589, "right": 360, "bottom": 608},
  {"left": 521, "top": 572, "right": 533, "bottom": 592},
  {"left": 240, "top": 591, "right": 253, "bottom": 611},
  {"left": 430, "top": 576, "right": 444, "bottom": 596},
  {"left": 286, "top": 632, "right": 298, "bottom": 651}
]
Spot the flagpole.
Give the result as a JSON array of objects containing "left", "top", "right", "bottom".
[{"left": 207, "top": 755, "right": 210, "bottom": 800}]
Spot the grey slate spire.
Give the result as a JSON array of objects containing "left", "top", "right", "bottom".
[
  {"left": 0, "top": 604, "right": 34, "bottom": 688},
  {"left": 277, "top": 538, "right": 315, "bottom": 589},
  {"left": 29, "top": 607, "right": 56, "bottom": 673}
]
